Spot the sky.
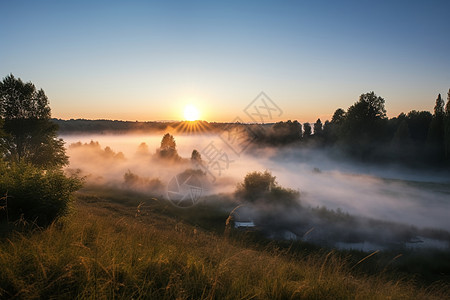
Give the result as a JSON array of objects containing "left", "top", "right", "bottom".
[{"left": 1, "top": 0, "right": 450, "bottom": 123}]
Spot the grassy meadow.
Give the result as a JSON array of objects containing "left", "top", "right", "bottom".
[{"left": 0, "top": 186, "right": 449, "bottom": 299}]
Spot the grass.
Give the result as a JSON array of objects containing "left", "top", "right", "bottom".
[{"left": 0, "top": 187, "right": 449, "bottom": 299}]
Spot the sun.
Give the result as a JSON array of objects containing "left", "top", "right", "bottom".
[{"left": 184, "top": 105, "right": 200, "bottom": 121}]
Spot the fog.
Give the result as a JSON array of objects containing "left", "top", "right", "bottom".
[{"left": 62, "top": 133, "right": 450, "bottom": 236}]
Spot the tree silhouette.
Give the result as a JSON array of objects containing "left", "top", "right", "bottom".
[
  {"left": 331, "top": 108, "right": 346, "bottom": 124},
  {"left": 444, "top": 90, "right": 450, "bottom": 160},
  {"left": 0, "top": 74, "right": 68, "bottom": 168},
  {"left": 446, "top": 89, "right": 450, "bottom": 114},
  {"left": 191, "top": 149, "right": 202, "bottom": 164},
  {"left": 406, "top": 110, "right": 432, "bottom": 143},
  {"left": 313, "top": 118, "right": 323, "bottom": 136},
  {"left": 303, "top": 123, "right": 312, "bottom": 138},
  {"left": 342, "top": 92, "right": 388, "bottom": 157},
  {"left": 434, "top": 94, "right": 445, "bottom": 116},
  {"left": 427, "top": 94, "right": 445, "bottom": 161},
  {"left": 322, "top": 109, "right": 346, "bottom": 144},
  {"left": 391, "top": 120, "right": 412, "bottom": 159},
  {"left": 270, "top": 120, "right": 301, "bottom": 144},
  {"left": 158, "top": 133, "right": 179, "bottom": 159}
]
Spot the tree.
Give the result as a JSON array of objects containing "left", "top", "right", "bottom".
[
  {"left": 0, "top": 118, "right": 4, "bottom": 153},
  {"left": 406, "top": 110, "right": 432, "bottom": 143},
  {"left": 0, "top": 160, "right": 81, "bottom": 226},
  {"left": 158, "top": 133, "right": 179, "bottom": 159},
  {"left": 391, "top": 120, "right": 412, "bottom": 158},
  {"left": 313, "top": 118, "right": 323, "bottom": 136},
  {"left": 0, "top": 74, "right": 68, "bottom": 168},
  {"left": 160, "top": 133, "right": 176, "bottom": 150},
  {"left": 235, "top": 170, "right": 299, "bottom": 205},
  {"left": 303, "top": 123, "right": 312, "bottom": 138},
  {"left": 444, "top": 89, "right": 450, "bottom": 160},
  {"left": 446, "top": 89, "right": 450, "bottom": 115},
  {"left": 322, "top": 108, "right": 347, "bottom": 144},
  {"left": 427, "top": 94, "right": 445, "bottom": 161},
  {"left": 337, "top": 92, "right": 389, "bottom": 160},
  {"left": 270, "top": 120, "right": 301, "bottom": 144},
  {"left": 346, "top": 92, "right": 387, "bottom": 124},
  {"left": 136, "top": 142, "right": 149, "bottom": 156},
  {"left": 434, "top": 93, "right": 445, "bottom": 117},
  {"left": 191, "top": 149, "right": 202, "bottom": 163},
  {"left": 331, "top": 108, "right": 346, "bottom": 124}
]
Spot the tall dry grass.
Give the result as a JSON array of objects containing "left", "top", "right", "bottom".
[{"left": 0, "top": 193, "right": 448, "bottom": 299}]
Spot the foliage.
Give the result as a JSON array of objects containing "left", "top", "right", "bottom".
[
  {"left": 0, "top": 118, "right": 4, "bottom": 153},
  {"left": 341, "top": 92, "right": 388, "bottom": 151},
  {"left": 313, "top": 118, "right": 323, "bottom": 137},
  {"left": 427, "top": 94, "right": 446, "bottom": 162},
  {"left": 0, "top": 192, "right": 447, "bottom": 299},
  {"left": 0, "top": 74, "right": 68, "bottom": 168},
  {"left": 434, "top": 93, "right": 445, "bottom": 116},
  {"left": 0, "top": 161, "right": 82, "bottom": 226},
  {"left": 390, "top": 120, "right": 412, "bottom": 158},
  {"left": 123, "top": 170, "right": 163, "bottom": 193},
  {"left": 303, "top": 122, "right": 312, "bottom": 138},
  {"left": 69, "top": 140, "right": 125, "bottom": 161},
  {"left": 331, "top": 108, "right": 346, "bottom": 123},
  {"left": 406, "top": 110, "right": 432, "bottom": 143},
  {"left": 158, "top": 133, "right": 180, "bottom": 160},
  {"left": 191, "top": 149, "right": 202, "bottom": 163},
  {"left": 253, "top": 120, "right": 301, "bottom": 145},
  {"left": 235, "top": 170, "right": 299, "bottom": 205},
  {"left": 272, "top": 120, "right": 302, "bottom": 143},
  {"left": 445, "top": 90, "right": 450, "bottom": 159}
]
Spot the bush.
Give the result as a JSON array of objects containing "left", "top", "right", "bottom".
[
  {"left": 0, "top": 161, "right": 82, "bottom": 226},
  {"left": 235, "top": 170, "right": 299, "bottom": 205},
  {"left": 122, "top": 170, "right": 164, "bottom": 193}
]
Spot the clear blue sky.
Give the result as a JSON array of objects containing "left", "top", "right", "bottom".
[{"left": 1, "top": 0, "right": 449, "bottom": 122}]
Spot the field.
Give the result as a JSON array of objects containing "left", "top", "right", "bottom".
[{"left": 1, "top": 186, "right": 449, "bottom": 299}]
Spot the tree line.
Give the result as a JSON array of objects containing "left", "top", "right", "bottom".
[{"left": 255, "top": 91, "right": 450, "bottom": 166}]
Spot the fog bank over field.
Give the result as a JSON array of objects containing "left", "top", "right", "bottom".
[{"left": 62, "top": 133, "right": 450, "bottom": 232}]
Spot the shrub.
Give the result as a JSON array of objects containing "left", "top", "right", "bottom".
[
  {"left": 122, "top": 170, "right": 163, "bottom": 193},
  {"left": 235, "top": 170, "right": 299, "bottom": 205},
  {"left": 0, "top": 161, "right": 82, "bottom": 226}
]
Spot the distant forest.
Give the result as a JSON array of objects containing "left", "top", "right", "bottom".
[
  {"left": 54, "top": 90, "right": 450, "bottom": 167},
  {"left": 52, "top": 118, "right": 270, "bottom": 134}
]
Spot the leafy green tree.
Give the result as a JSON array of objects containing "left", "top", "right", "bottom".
[
  {"left": 235, "top": 170, "right": 299, "bottom": 205},
  {"left": 0, "top": 161, "right": 81, "bottom": 226},
  {"left": 0, "top": 74, "right": 67, "bottom": 168}
]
